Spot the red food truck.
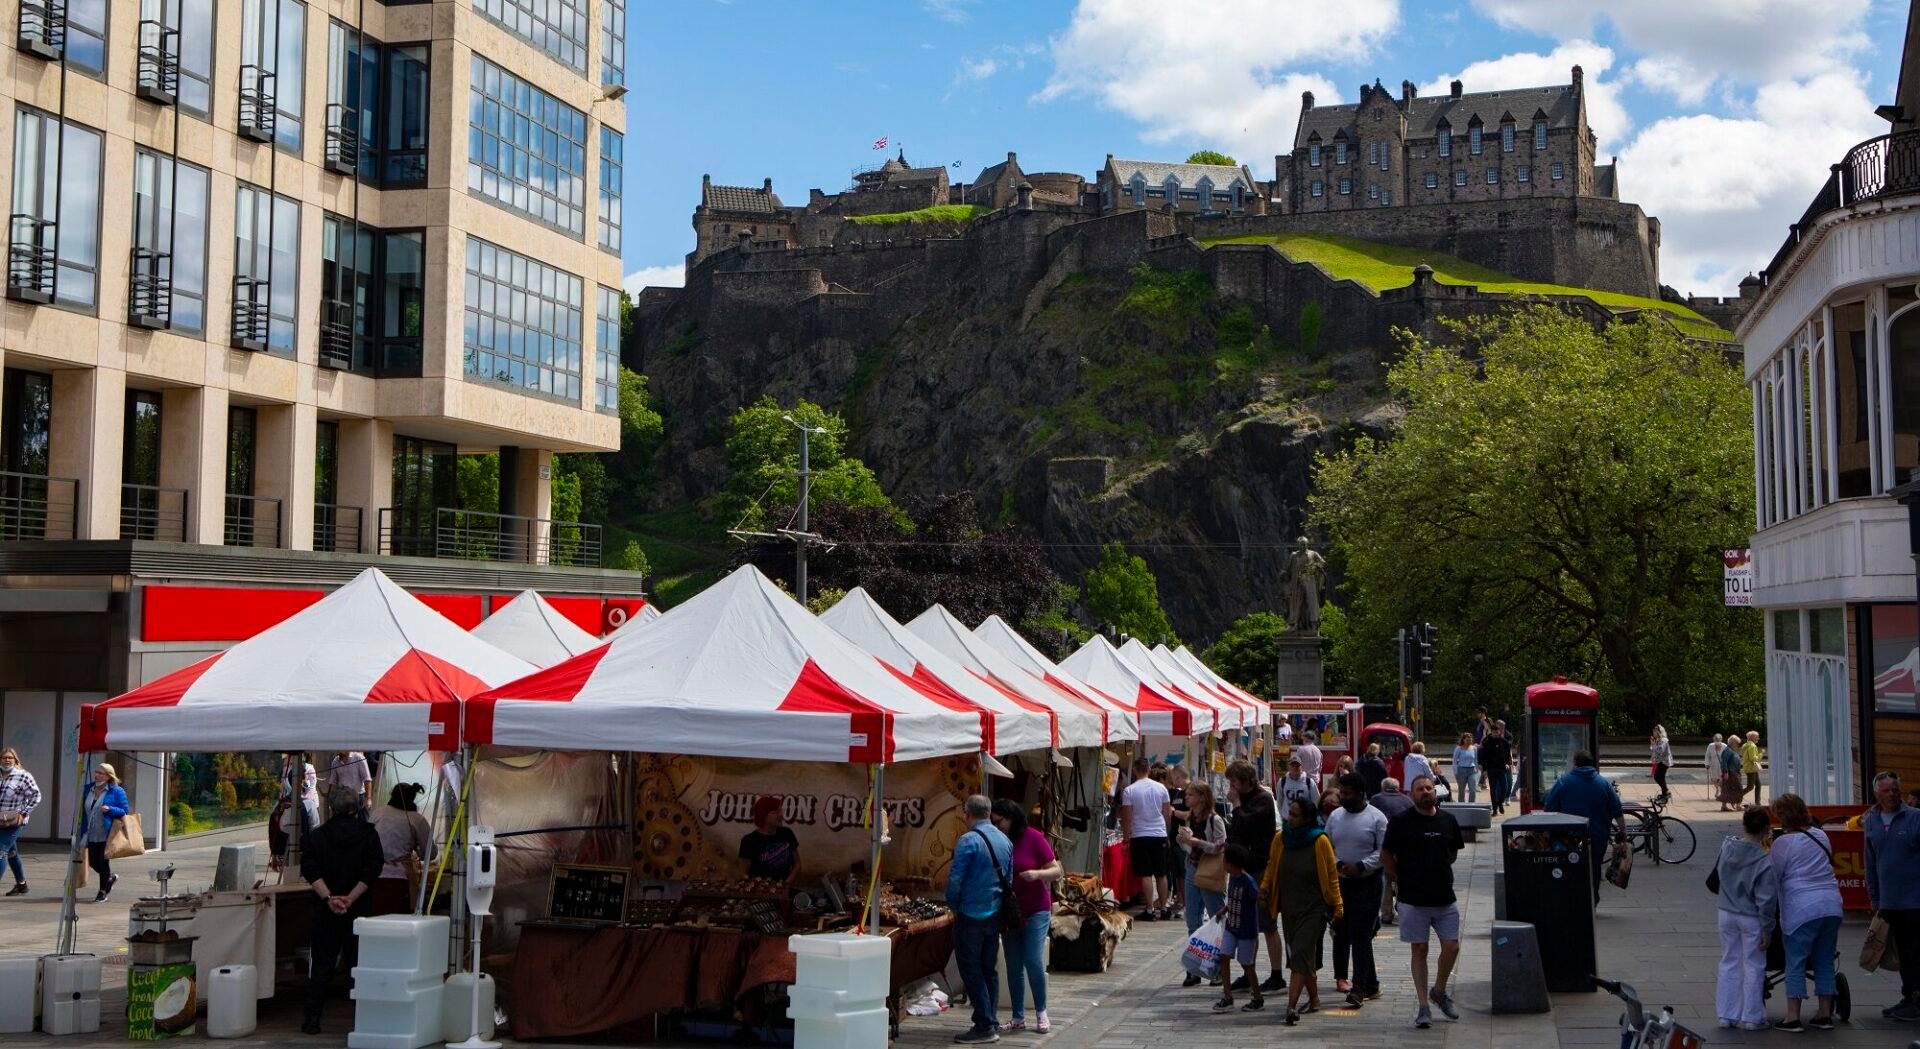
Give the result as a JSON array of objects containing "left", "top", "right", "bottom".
[{"left": 1271, "top": 696, "right": 1364, "bottom": 791}]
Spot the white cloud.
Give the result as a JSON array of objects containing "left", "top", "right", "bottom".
[
  {"left": 1038, "top": 0, "right": 1400, "bottom": 172},
  {"left": 923, "top": 0, "right": 976, "bottom": 23},
  {"left": 1619, "top": 74, "right": 1881, "bottom": 295},
  {"left": 1421, "top": 41, "right": 1631, "bottom": 153},
  {"left": 958, "top": 57, "right": 999, "bottom": 82},
  {"left": 1472, "top": 0, "right": 1870, "bottom": 98},
  {"left": 623, "top": 264, "right": 685, "bottom": 295},
  {"left": 1626, "top": 56, "right": 1709, "bottom": 107}
]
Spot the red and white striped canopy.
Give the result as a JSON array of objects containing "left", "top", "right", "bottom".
[
  {"left": 1170, "top": 645, "right": 1269, "bottom": 712},
  {"left": 1121, "top": 638, "right": 1256, "bottom": 730},
  {"left": 969, "top": 615, "right": 1142, "bottom": 744},
  {"left": 465, "top": 566, "right": 985, "bottom": 763},
  {"left": 471, "top": 590, "right": 605, "bottom": 668},
  {"left": 1061, "top": 636, "right": 1215, "bottom": 737},
  {"left": 906, "top": 607, "right": 1126, "bottom": 746},
  {"left": 80, "top": 569, "right": 535, "bottom": 753},
  {"left": 820, "top": 588, "right": 1055, "bottom": 756}
]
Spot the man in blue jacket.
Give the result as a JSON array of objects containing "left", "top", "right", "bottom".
[
  {"left": 1865, "top": 771, "right": 1920, "bottom": 1021},
  {"left": 947, "top": 793, "right": 1013, "bottom": 1044},
  {"left": 1544, "top": 752, "right": 1624, "bottom": 904}
]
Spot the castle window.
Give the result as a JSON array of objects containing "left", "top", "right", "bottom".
[
  {"left": 1129, "top": 175, "right": 1146, "bottom": 205},
  {"left": 1517, "top": 165, "right": 1530, "bottom": 183},
  {"left": 1551, "top": 163, "right": 1564, "bottom": 181},
  {"left": 1381, "top": 191, "right": 1392, "bottom": 206},
  {"left": 1486, "top": 167, "right": 1499, "bottom": 184},
  {"left": 1380, "top": 151, "right": 1390, "bottom": 173},
  {"left": 1502, "top": 124, "right": 1514, "bottom": 152},
  {"left": 1311, "top": 181, "right": 1323, "bottom": 197},
  {"left": 1439, "top": 129, "right": 1451, "bottom": 157},
  {"left": 1469, "top": 125, "right": 1482, "bottom": 155},
  {"left": 1368, "top": 183, "right": 1379, "bottom": 200},
  {"left": 1338, "top": 178, "right": 1351, "bottom": 195},
  {"left": 1425, "top": 172, "right": 1438, "bottom": 189},
  {"left": 1309, "top": 143, "right": 1321, "bottom": 166},
  {"left": 1534, "top": 123, "right": 1547, "bottom": 150},
  {"left": 1335, "top": 141, "right": 1348, "bottom": 165},
  {"left": 1232, "top": 183, "right": 1244, "bottom": 210},
  {"left": 1454, "top": 170, "right": 1467, "bottom": 187}
]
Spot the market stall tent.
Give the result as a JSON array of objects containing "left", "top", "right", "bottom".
[
  {"left": 969, "top": 614, "right": 1144, "bottom": 742},
  {"left": 820, "top": 588, "right": 1056, "bottom": 756},
  {"left": 1119, "top": 638, "right": 1255, "bottom": 730},
  {"left": 604, "top": 600, "right": 662, "bottom": 638},
  {"left": 1170, "top": 645, "right": 1268, "bottom": 710},
  {"left": 1061, "top": 635, "right": 1214, "bottom": 737},
  {"left": 79, "top": 568, "right": 536, "bottom": 752},
  {"left": 465, "top": 565, "right": 985, "bottom": 762},
  {"left": 905, "top": 605, "right": 1129, "bottom": 745},
  {"left": 471, "top": 590, "right": 605, "bottom": 668}
]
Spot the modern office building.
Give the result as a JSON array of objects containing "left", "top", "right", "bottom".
[
  {"left": 1738, "top": 7, "right": 1920, "bottom": 804},
  {"left": 0, "top": 0, "right": 637, "bottom": 840}
]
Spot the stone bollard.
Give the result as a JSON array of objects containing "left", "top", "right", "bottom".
[{"left": 1490, "top": 920, "right": 1552, "bottom": 1014}]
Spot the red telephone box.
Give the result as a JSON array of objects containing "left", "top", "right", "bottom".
[{"left": 1522, "top": 676, "right": 1600, "bottom": 813}]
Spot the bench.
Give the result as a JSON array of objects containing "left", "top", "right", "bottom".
[{"left": 1441, "top": 802, "right": 1492, "bottom": 841}]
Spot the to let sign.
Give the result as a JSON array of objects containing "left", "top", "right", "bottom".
[{"left": 1723, "top": 549, "right": 1754, "bottom": 607}]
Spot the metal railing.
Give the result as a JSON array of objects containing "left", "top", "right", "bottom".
[
  {"left": 231, "top": 275, "right": 269, "bottom": 350},
  {"left": 223, "top": 493, "right": 282, "bottom": 549},
  {"left": 128, "top": 247, "right": 172, "bottom": 329},
  {"left": 120, "top": 484, "right": 187, "bottom": 542},
  {"left": 319, "top": 299, "right": 355, "bottom": 369},
  {"left": 17, "top": 0, "right": 67, "bottom": 60},
  {"left": 323, "top": 103, "right": 360, "bottom": 175},
  {"left": 378, "top": 507, "right": 603, "bottom": 567},
  {"left": 313, "top": 503, "right": 362, "bottom": 553},
  {"left": 7, "top": 215, "right": 57, "bottom": 304},
  {"left": 135, "top": 17, "right": 180, "bottom": 104},
  {"left": 1761, "top": 128, "right": 1920, "bottom": 286},
  {"left": 237, "top": 65, "right": 277, "bottom": 143},
  {"left": 0, "top": 471, "right": 78, "bottom": 541}
]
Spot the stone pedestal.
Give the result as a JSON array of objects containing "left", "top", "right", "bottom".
[{"left": 1275, "top": 634, "right": 1325, "bottom": 698}]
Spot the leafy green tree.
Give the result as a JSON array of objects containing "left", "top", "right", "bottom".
[
  {"left": 1185, "top": 150, "right": 1237, "bottom": 166},
  {"left": 1311, "top": 307, "right": 1761, "bottom": 733},
  {"left": 555, "top": 366, "right": 665, "bottom": 525},
  {"left": 611, "top": 539, "right": 651, "bottom": 574},
  {"left": 723, "top": 396, "right": 904, "bottom": 529},
  {"left": 1199, "top": 611, "right": 1286, "bottom": 700},
  {"left": 1084, "top": 542, "right": 1180, "bottom": 646}
]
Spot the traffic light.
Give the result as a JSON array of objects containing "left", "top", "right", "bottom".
[{"left": 1415, "top": 622, "right": 1437, "bottom": 681}]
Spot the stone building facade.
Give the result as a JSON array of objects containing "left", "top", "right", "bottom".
[{"left": 1096, "top": 156, "right": 1265, "bottom": 217}]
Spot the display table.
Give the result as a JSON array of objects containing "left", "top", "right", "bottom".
[
  {"left": 509, "top": 916, "right": 954, "bottom": 1040},
  {"left": 1100, "top": 842, "right": 1140, "bottom": 903}
]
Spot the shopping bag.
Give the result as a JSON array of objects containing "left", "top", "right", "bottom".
[
  {"left": 1862, "top": 912, "right": 1901, "bottom": 972},
  {"left": 1181, "top": 913, "right": 1226, "bottom": 980},
  {"left": 106, "top": 813, "right": 147, "bottom": 860},
  {"left": 1604, "top": 840, "right": 1632, "bottom": 890}
]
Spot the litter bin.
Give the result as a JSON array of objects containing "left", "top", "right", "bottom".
[{"left": 1501, "top": 812, "right": 1595, "bottom": 993}]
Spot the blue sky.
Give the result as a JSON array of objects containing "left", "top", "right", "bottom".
[{"left": 623, "top": 0, "right": 1908, "bottom": 297}]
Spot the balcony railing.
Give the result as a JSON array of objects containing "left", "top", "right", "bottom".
[
  {"left": 314, "top": 503, "right": 363, "bottom": 553},
  {"left": 0, "top": 471, "right": 78, "bottom": 541},
  {"left": 323, "top": 103, "right": 360, "bottom": 175},
  {"left": 319, "top": 299, "right": 355, "bottom": 369},
  {"left": 378, "top": 507, "right": 603, "bottom": 567},
  {"left": 128, "top": 247, "right": 172, "bottom": 329},
  {"left": 121, "top": 484, "right": 187, "bottom": 542},
  {"left": 223, "top": 493, "right": 282, "bottom": 549},
  {"left": 1760, "top": 128, "right": 1920, "bottom": 287},
  {"left": 237, "top": 65, "right": 277, "bottom": 143},
  {"left": 135, "top": 17, "right": 180, "bottom": 105},
  {"left": 7, "top": 215, "right": 56, "bottom": 304},
  {"left": 17, "top": 0, "right": 66, "bottom": 61},
  {"left": 231, "top": 275, "right": 269, "bottom": 351}
]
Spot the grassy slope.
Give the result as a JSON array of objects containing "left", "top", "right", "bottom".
[
  {"left": 847, "top": 204, "right": 991, "bottom": 226},
  {"left": 1200, "top": 231, "right": 1730, "bottom": 339}
]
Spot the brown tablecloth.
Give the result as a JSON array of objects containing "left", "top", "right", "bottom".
[{"left": 510, "top": 916, "right": 954, "bottom": 1040}]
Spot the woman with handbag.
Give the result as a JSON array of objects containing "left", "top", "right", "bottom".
[
  {"left": 1177, "top": 781, "right": 1229, "bottom": 986},
  {"left": 82, "top": 763, "right": 130, "bottom": 903},
  {"left": 991, "top": 799, "right": 1062, "bottom": 1034},
  {"left": 1769, "top": 793, "right": 1844, "bottom": 1032},
  {"left": 0, "top": 747, "right": 42, "bottom": 896}
]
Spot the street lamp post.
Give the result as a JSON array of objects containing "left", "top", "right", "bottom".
[{"left": 782, "top": 414, "right": 828, "bottom": 603}]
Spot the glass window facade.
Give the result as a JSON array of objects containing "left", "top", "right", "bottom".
[
  {"left": 599, "top": 126, "right": 623, "bottom": 253},
  {"left": 328, "top": 26, "right": 429, "bottom": 186},
  {"left": 66, "top": 0, "right": 108, "bottom": 76},
  {"left": 243, "top": 0, "right": 308, "bottom": 150},
  {"left": 322, "top": 216, "right": 425, "bottom": 376},
  {"left": 1438, "top": 128, "right": 1450, "bottom": 157},
  {"left": 0, "top": 368, "right": 52, "bottom": 476},
  {"left": 1469, "top": 125, "right": 1483, "bottom": 154},
  {"left": 601, "top": 0, "right": 626, "bottom": 87},
  {"left": 1534, "top": 123, "right": 1547, "bottom": 150},
  {"left": 389, "top": 435, "right": 456, "bottom": 557},
  {"left": 143, "top": 0, "right": 216, "bottom": 115},
  {"left": 474, "top": 0, "right": 588, "bottom": 72},
  {"left": 595, "top": 285, "right": 621, "bottom": 414},
  {"left": 235, "top": 183, "right": 301, "bottom": 353},
  {"left": 464, "top": 237, "right": 585, "bottom": 404},
  {"left": 133, "top": 150, "right": 211, "bottom": 333},
  {"left": 468, "top": 55, "right": 588, "bottom": 236},
  {"left": 124, "top": 392, "right": 163, "bottom": 488},
  {"left": 11, "top": 109, "right": 104, "bottom": 311}
]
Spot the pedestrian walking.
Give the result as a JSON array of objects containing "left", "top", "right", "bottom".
[
  {"left": 1261, "top": 796, "right": 1342, "bottom": 1025},
  {"left": 1372, "top": 777, "right": 1414, "bottom": 925},
  {"left": 949, "top": 794, "right": 1013, "bottom": 1044},
  {"left": 1382, "top": 775, "right": 1465, "bottom": 1029},
  {"left": 991, "top": 799, "right": 1062, "bottom": 1034},
  {"left": 0, "top": 746, "right": 42, "bottom": 896},
  {"left": 271, "top": 752, "right": 320, "bottom": 871},
  {"left": 1769, "top": 793, "right": 1843, "bottom": 1032},
  {"left": 1705, "top": 735, "right": 1728, "bottom": 803},
  {"left": 300, "top": 787, "right": 385, "bottom": 1034},
  {"left": 1451, "top": 734, "right": 1478, "bottom": 805},
  {"left": 1479, "top": 722, "right": 1515, "bottom": 814},
  {"left": 1544, "top": 752, "right": 1625, "bottom": 904},
  {"left": 1863, "top": 772, "right": 1920, "bottom": 1022},
  {"left": 1120, "top": 758, "right": 1174, "bottom": 920},
  {"left": 1649, "top": 726, "right": 1673, "bottom": 801},
  {"left": 325, "top": 750, "right": 374, "bottom": 815},
  {"left": 1295, "top": 732, "right": 1324, "bottom": 791},
  {"left": 1327, "top": 772, "right": 1388, "bottom": 1007},
  {"left": 1741, "top": 732, "right": 1765, "bottom": 806},
  {"left": 81, "top": 763, "right": 128, "bottom": 903},
  {"left": 368, "top": 783, "right": 432, "bottom": 915},
  {"left": 1357, "top": 743, "right": 1389, "bottom": 798},
  {"left": 1714, "top": 806, "right": 1778, "bottom": 1031},
  {"left": 1177, "top": 780, "right": 1229, "bottom": 987},
  {"left": 1317, "top": 787, "right": 1342, "bottom": 822},
  {"left": 1279, "top": 758, "right": 1315, "bottom": 813},
  {"left": 1211, "top": 844, "right": 1264, "bottom": 1013},
  {"left": 1473, "top": 708, "right": 1491, "bottom": 746},
  {"left": 1223, "top": 761, "right": 1285, "bottom": 994},
  {"left": 1716, "top": 735, "right": 1745, "bottom": 811},
  {"left": 1164, "top": 766, "right": 1190, "bottom": 916},
  {"left": 1403, "top": 742, "right": 1435, "bottom": 793}
]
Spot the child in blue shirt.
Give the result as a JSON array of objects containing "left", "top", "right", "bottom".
[{"left": 1213, "top": 844, "right": 1264, "bottom": 1012}]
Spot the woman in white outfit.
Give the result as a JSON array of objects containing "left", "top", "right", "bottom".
[
  {"left": 1713, "top": 807, "right": 1777, "bottom": 1031},
  {"left": 1704, "top": 735, "right": 1726, "bottom": 801}
]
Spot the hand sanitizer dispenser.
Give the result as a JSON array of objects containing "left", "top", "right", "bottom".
[{"left": 447, "top": 827, "right": 498, "bottom": 1049}]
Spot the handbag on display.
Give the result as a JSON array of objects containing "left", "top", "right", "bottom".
[{"left": 106, "top": 813, "right": 147, "bottom": 860}]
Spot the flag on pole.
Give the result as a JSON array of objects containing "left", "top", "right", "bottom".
[{"left": 872, "top": 135, "right": 889, "bottom": 150}]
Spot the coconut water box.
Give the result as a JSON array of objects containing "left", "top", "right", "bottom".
[{"left": 127, "top": 963, "right": 196, "bottom": 1040}]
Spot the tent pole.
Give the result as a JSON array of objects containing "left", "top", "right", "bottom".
[
  {"left": 867, "top": 763, "right": 884, "bottom": 936},
  {"left": 55, "top": 750, "right": 92, "bottom": 956}
]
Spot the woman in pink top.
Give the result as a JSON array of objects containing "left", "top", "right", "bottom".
[{"left": 991, "top": 798, "right": 1063, "bottom": 1033}]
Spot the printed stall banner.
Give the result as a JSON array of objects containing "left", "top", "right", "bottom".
[{"left": 634, "top": 753, "right": 979, "bottom": 885}]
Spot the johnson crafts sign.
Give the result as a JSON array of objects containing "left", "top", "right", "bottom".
[{"left": 1723, "top": 549, "right": 1754, "bottom": 607}]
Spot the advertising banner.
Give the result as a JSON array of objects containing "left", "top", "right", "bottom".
[
  {"left": 1723, "top": 549, "right": 1754, "bottom": 607},
  {"left": 633, "top": 753, "right": 980, "bottom": 885},
  {"left": 127, "top": 963, "right": 196, "bottom": 1040}
]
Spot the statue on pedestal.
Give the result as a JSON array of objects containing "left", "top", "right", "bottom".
[{"left": 1282, "top": 536, "right": 1327, "bottom": 635}]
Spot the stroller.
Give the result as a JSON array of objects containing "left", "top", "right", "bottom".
[{"left": 1763, "top": 924, "right": 1851, "bottom": 1022}]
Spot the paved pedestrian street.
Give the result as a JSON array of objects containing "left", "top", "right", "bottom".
[{"left": 0, "top": 771, "right": 1911, "bottom": 1048}]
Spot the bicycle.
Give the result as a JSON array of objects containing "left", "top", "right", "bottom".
[
  {"left": 1622, "top": 795, "right": 1697, "bottom": 865},
  {"left": 1594, "top": 974, "right": 1708, "bottom": 1049}
]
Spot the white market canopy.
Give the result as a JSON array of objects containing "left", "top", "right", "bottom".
[
  {"left": 1120, "top": 637, "right": 1256, "bottom": 730},
  {"left": 471, "top": 590, "right": 605, "bottom": 668},
  {"left": 970, "top": 614, "right": 1144, "bottom": 742},
  {"left": 466, "top": 565, "right": 985, "bottom": 763},
  {"left": 906, "top": 606, "right": 1127, "bottom": 746},
  {"left": 80, "top": 569, "right": 535, "bottom": 753},
  {"left": 819, "top": 588, "right": 1056, "bottom": 757},
  {"left": 1170, "top": 645, "right": 1269, "bottom": 712},
  {"left": 1061, "top": 635, "right": 1215, "bottom": 737}
]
